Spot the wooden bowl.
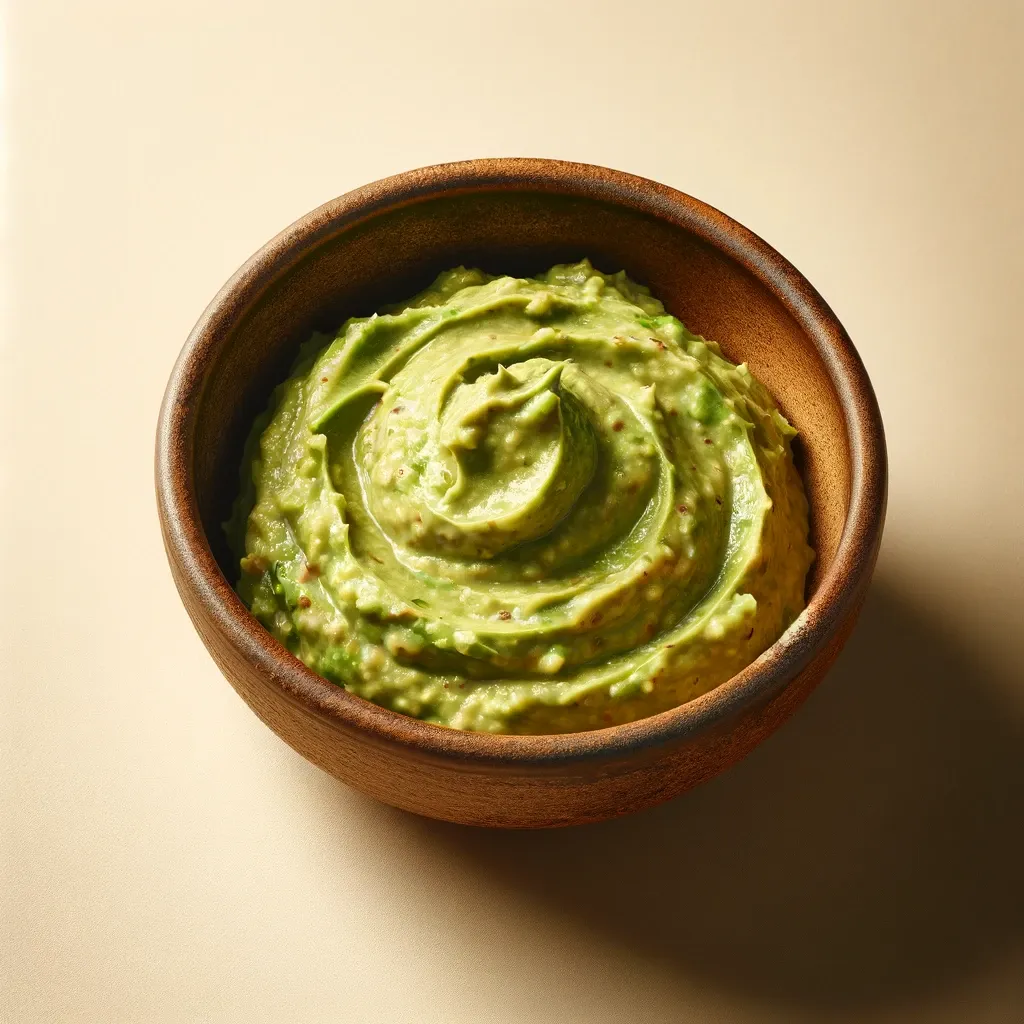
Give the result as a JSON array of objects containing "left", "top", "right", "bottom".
[{"left": 156, "top": 158, "right": 886, "bottom": 828}]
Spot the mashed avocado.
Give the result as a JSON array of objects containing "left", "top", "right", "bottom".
[{"left": 230, "top": 261, "right": 814, "bottom": 734}]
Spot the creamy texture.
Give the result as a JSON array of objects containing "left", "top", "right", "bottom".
[{"left": 230, "top": 261, "right": 814, "bottom": 733}]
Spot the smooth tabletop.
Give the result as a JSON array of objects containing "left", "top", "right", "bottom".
[{"left": 4, "top": 2, "right": 1022, "bottom": 1022}]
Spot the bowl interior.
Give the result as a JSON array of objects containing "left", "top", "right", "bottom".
[{"left": 195, "top": 189, "right": 851, "bottom": 599}]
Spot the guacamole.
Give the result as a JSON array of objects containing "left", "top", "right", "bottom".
[{"left": 230, "top": 261, "right": 814, "bottom": 734}]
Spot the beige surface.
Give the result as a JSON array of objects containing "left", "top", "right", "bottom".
[{"left": 4, "top": 1, "right": 1022, "bottom": 1021}]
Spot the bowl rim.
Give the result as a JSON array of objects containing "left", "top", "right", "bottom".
[{"left": 156, "top": 157, "right": 887, "bottom": 767}]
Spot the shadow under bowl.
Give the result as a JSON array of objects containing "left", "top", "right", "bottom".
[{"left": 155, "top": 158, "right": 887, "bottom": 828}]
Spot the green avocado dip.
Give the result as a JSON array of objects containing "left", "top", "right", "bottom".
[{"left": 228, "top": 261, "right": 814, "bottom": 734}]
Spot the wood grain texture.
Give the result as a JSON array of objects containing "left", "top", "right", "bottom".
[{"left": 155, "top": 158, "right": 886, "bottom": 828}]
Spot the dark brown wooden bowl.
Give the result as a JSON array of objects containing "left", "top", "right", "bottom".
[{"left": 156, "top": 158, "right": 886, "bottom": 828}]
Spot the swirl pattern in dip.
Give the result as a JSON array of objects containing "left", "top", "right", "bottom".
[{"left": 231, "top": 261, "right": 814, "bottom": 733}]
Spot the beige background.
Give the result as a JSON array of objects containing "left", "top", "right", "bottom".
[{"left": 4, "top": 1, "right": 1022, "bottom": 1021}]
